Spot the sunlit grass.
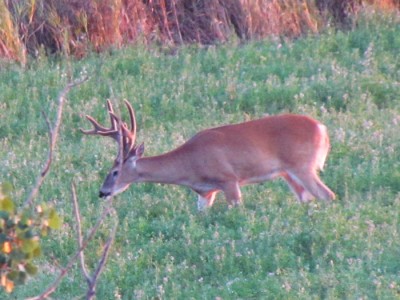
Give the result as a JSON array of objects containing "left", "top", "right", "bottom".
[{"left": 1, "top": 12, "right": 399, "bottom": 299}]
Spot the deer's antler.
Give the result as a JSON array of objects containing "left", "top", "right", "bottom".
[{"left": 81, "top": 100, "right": 137, "bottom": 158}]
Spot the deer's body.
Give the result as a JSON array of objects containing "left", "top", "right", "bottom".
[{"left": 82, "top": 101, "right": 335, "bottom": 210}]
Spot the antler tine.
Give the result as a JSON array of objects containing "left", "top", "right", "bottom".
[
  {"left": 109, "top": 112, "right": 134, "bottom": 154},
  {"left": 80, "top": 101, "right": 120, "bottom": 141},
  {"left": 124, "top": 100, "right": 137, "bottom": 139},
  {"left": 106, "top": 100, "right": 118, "bottom": 130},
  {"left": 122, "top": 100, "right": 137, "bottom": 150},
  {"left": 80, "top": 115, "right": 112, "bottom": 134}
]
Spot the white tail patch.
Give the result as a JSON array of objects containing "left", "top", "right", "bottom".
[{"left": 315, "top": 123, "right": 330, "bottom": 171}]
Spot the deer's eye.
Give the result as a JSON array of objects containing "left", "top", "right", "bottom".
[{"left": 112, "top": 170, "right": 119, "bottom": 177}]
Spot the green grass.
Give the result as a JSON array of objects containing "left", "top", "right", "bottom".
[{"left": 1, "top": 12, "right": 400, "bottom": 299}]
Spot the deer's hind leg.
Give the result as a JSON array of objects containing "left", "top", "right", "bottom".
[
  {"left": 286, "top": 169, "right": 335, "bottom": 201},
  {"left": 282, "top": 172, "right": 315, "bottom": 202}
]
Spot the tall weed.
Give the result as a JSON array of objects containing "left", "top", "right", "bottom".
[{"left": 1, "top": 0, "right": 398, "bottom": 61}]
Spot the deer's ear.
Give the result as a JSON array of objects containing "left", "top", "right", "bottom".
[
  {"left": 136, "top": 143, "right": 145, "bottom": 158},
  {"left": 128, "top": 142, "right": 144, "bottom": 159}
]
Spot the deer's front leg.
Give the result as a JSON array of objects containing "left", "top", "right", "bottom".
[
  {"left": 197, "top": 191, "right": 217, "bottom": 211},
  {"left": 222, "top": 182, "right": 242, "bottom": 207}
]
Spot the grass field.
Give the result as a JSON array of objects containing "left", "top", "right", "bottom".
[{"left": 1, "top": 11, "right": 400, "bottom": 299}]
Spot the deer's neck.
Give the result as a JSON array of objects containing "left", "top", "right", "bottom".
[{"left": 136, "top": 151, "right": 188, "bottom": 185}]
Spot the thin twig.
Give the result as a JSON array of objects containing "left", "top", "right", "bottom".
[
  {"left": 71, "top": 182, "right": 91, "bottom": 284},
  {"left": 28, "top": 195, "right": 114, "bottom": 300},
  {"left": 24, "top": 76, "right": 89, "bottom": 208},
  {"left": 25, "top": 77, "right": 119, "bottom": 300},
  {"left": 87, "top": 208, "right": 118, "bottom": 300},
  {"left": 40, "top": 110, "right": 53, "bottom": 176},
  {"left": 72, "top": 182, "right": 118, "bottom": 300}
]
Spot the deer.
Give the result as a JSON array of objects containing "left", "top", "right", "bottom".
[{"left": 81, "top": 100, "right": 335, "bottom": 210}]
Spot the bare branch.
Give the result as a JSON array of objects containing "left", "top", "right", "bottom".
[
  {"left": 86, "top": 208, "right": 118, "bottom": 300},
  {"left": 24, "top": 77, "right": 118, "bottom": 300},
  {"left": 40, "top": 111, "right": 53, "bottom": 177},
  {"left": 28, "top": 191, "right": 114, "bottom": 300},
  {"left": 24, "top": 76, "right": 89, "bottom": 208},
  {"left": 71, "top": 182, "right": 90, "bottom": 284},
  {"left": 72, "top": 181, "right": 118, "bottom": 300}
]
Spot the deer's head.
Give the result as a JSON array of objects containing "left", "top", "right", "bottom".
[{"left": 81, "top": 100, "right": 144, "bottom": 198}]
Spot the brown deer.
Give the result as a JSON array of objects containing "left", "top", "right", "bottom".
[{"left": 81, "top": 100, "right": 335, "bottom": 210}]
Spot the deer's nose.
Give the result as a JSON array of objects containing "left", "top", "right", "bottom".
[{"left": 99, "top": 191, "right": 110, "bottom": 198}]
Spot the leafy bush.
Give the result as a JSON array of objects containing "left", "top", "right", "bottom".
[{"left": 0, "top": 183, "right": 61, "bottom": 293}]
